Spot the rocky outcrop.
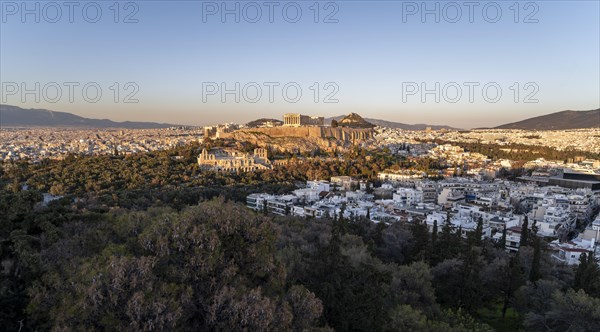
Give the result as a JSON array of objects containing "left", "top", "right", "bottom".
[
  {"left": 221, "top": 126, "right": 374, "bottom": 153},
  {"left": 338, "top": 113, "right": 375, "bottom": 128},
  {"left": 225, "top": 126, "right": 374, "bottom": 140}
]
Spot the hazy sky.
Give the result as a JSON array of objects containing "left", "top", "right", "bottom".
[{"left": 1, "top": 0, "right": 599, "bottom": 128}]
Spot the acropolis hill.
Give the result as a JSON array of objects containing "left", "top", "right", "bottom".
[
  {"left": 222, "top": 126, "right": 374, "bottom": 141},
  {"left": 218, "top": 113, "right": 376, "bottom": 152}
]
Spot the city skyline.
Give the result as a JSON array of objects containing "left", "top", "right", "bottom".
[{"left": 1, "top": 1, "right": 599, "bottom": 128}]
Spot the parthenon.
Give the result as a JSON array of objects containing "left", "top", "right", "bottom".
[{"left": 283, "top": 113, "right": 324, "bottom": 127}]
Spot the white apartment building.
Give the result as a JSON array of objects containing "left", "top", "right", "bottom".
[{"left": 393, "top": 188, "right": 423, "bottom": 206}]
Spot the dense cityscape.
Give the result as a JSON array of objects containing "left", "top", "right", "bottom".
[{"left": 3, "top": 125, "right": 599, "bottom": 162}]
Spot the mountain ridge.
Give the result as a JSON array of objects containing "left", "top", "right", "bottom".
[
  {"left": 492, "top": 109, "right": 600, "bottom": 130},
  {"left": 0, "top": 105, "right": 179, "bottom": 129}
]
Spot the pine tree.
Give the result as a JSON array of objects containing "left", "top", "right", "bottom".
[
  {"left": 519, "top": 216, "right": 529, "bottom": 249},
  {"left": 437, "top": 220, "right": 458, "bottom": 261},
  {"left": 339, "top": 203, "right": 346, "bottom": 223},
  {"left": 574, "top": 253, "right": 589, "bottom": 290},
  {"left": 429, "top": 220, "right": 439, "bottom": 264},
  {"left": 374, "top": 220, "right": 386, "bottom": 248},
  {"left": 431, "top": 220, "right": 438, "bottom": 245},
  {"left": 262, "top": 200, "right": 268, "bottom": 216},
  {"left": 410, "top": 222, "right": 429, "bottom": 262},
  {"left": 469, "top": 217, "right": 483, "bottom": 248},
  {"left": 335, "top": 203, "right": 348, "bottom": 235},
  {"left": 529, "top": 236, "right": 541, "bottom": 283},
  {"left": 574, "top": 252, "right": 600, "bottom": 297},
  {"left": 502, "top": 253, "right": 525, "bottom": 318},
  {"left": 459, "top": 245, "right": 484, "bottom": 312},
  {"left": 455, "top": 225, "right": 464, "bottom": 254},
  {"left": 531, "top": 219, "right": 539, "bottom": 235},
  {"left": 499, "top": 224, "right": 507, "bottom": 249}
]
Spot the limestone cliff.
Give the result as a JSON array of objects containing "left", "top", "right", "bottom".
[{"left": 220, "top": 126, "right": 374, "bottom": 153}]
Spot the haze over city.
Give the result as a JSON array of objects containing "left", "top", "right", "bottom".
[{"left": 1, "top": 1, "right": 599, "bottom": 128}]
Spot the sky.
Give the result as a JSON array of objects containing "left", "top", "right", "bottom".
[{"left": 1, "top": 0, "right": 599, "bottom": 128}]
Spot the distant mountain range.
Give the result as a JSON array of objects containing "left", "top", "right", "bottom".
[
  {"left": 0, "top": 105, "right": 178, "bottom": 129},
  {"left": 2, "top": 104, "right": 598, "bottom": 130},
  {"left": 325, "top": 115, "right": 456, "bottom": 130},
  {"left": 492, "top": 109, "right": 600, "bottom": 130}
]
